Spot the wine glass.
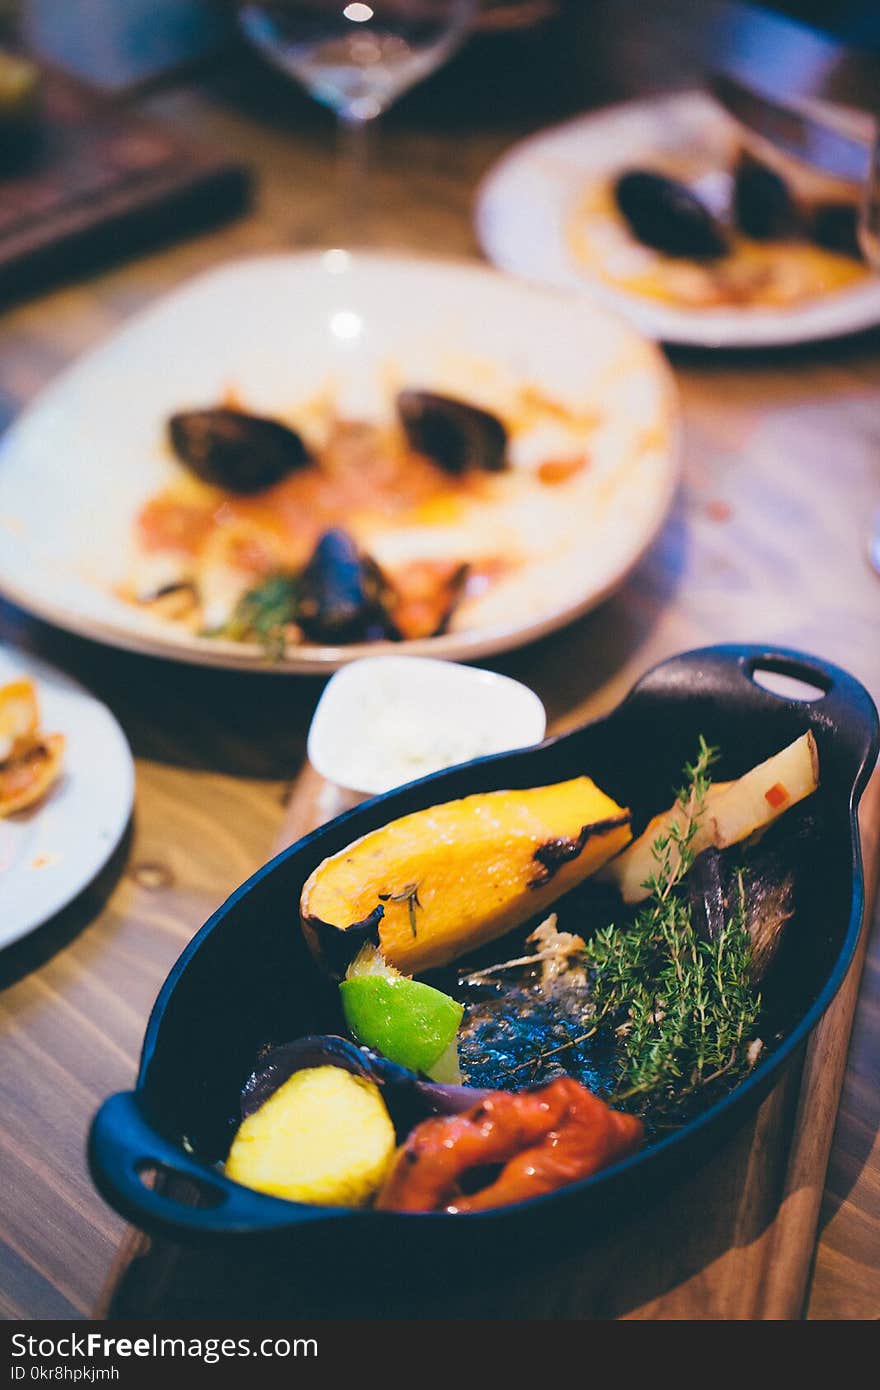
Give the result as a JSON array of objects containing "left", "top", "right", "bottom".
[
  {"left": 858, "top": 121, "right": 880, "bottom": 575},
  {"left": 238, "top": 1, "right": 476, "bottom": 238}
]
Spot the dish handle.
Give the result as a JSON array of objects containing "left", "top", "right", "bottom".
[
  {"left": 630, "top": 644, "right": 879, "bottom": 801},
  {"left": 88, "top": 1091, "right": 335, "bottom": 1241}
]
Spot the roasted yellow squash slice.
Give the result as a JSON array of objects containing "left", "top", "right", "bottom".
[{"left": 301, "top": 777, "right": 631, "bottom": 975}]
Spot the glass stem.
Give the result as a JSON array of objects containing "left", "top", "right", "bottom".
[{"left": 337, "top": 110, "right": 373, "bottom": 249}]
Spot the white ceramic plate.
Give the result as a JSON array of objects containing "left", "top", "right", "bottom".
[
  {"left": 0, "top": 251, "right": 678, "bottom": 673},
  {"left": 475, "top": 90, "right": 880, "bottom": 348},
  {"left": 0, "top": 646, "right": 134, "bottom": 950}
]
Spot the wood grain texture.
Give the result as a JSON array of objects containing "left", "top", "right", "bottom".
[{"left": 1, "top": 3, "right": 880, "bottom": 1320}]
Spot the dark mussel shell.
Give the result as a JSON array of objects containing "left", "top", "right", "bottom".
[
  {"left": 687, "top": 844, "right": 794, "bottom": 982},
  {"left": 397, "top": 390, "right": 508, "bottom": 475},
  {"left": 687, "top": 849, "right": 728, "bottom": 945},
  {"left": 811, "top": 202, "right": 863, "bottom": 260},
  {"left": 296, "top": 528, "right": 393, "bottom": 644},
  {"left": 733, "top": 154, "right": 801, "bottom": 240},
  {"left": 168, "top": 408, "right": 310, "bottom": 494},
  {"left": 614, "top": 169, "right": 728, "bottom": 260}
]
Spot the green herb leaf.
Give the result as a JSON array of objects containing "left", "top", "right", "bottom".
[
  {"left": 582, "top": 740, "right": 761, "bottom": 1114},
  {"left": 212, "top": 574, "right": 298, "bottom": 659}
]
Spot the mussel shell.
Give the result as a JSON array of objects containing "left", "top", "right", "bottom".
[
  {"left": 733, "top": 155, "right": 800, "bottom": 240},
  {"left": 168, "top": 408, "right": 309, "bottom": 494},
  {"left": 687, "top": 848, "right": 731, "bottom": 944},
  {"left": 296, "top": 528, "right": 393, "bottom": 644},
  {"left": 397, "top": 391, "right": 508, "bottom": 475},
  {"left": 687, "top": 844, "right": 794, "bottom": 983},
  {"left": 811, "top": 202, "right": 863, "bottom": 260},
  {"left": 614, "top": 169, "right": 728, "bottom": 260}
]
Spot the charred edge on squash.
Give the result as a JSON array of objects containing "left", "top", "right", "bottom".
[
  {"left": 528, "top": 813, "right": 632, "bottom": 888},
  {"left": 303, "top": 903, "right": 384, "bottom": 980}
]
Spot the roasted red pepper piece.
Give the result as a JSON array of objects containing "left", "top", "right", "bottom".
[
  {"left": 764, "top": 781, "right": 789, "bottom": 809},
  {"left": 376, "top": 1076, "right": 643, "bottom": 1213}
]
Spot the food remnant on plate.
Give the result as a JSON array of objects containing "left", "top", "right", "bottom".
[
  {"left": 123, "top": 379, "right": 611, "bottom": 656},
  {"left": 569, "top": 151, "right": 869, "bottom": 311},
  {"left": 300, "top": 777, "right": 632, "bottom": 976},
  {"left": 28, "top": 852, "right": 60, "bottom": 871},
  {"left": 0, "top": 679, "right": 65, "bottom": 817},
  {"left": 225, "top": 1064, "right": 395, "bottom": 1206}
]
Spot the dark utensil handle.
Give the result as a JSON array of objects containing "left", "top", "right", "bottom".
[
  {"left": 88, "top": 1091, "right": 333, "bottom": 1241},
  {"left": 632, "top": 643, "right": 879, "bottom": 796}
]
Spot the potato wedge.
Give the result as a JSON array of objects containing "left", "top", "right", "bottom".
[
  {"left": 710, "top": 731, "right": 818, "bottom": 846},
  {"left": 225, "top": 1065, "right": 395, "bottom": 1207},
  {"left": 301, "top": 778, "right": 632, "bottom": 975},
  {"left": 602, "top": 732, "right": 818, "bottom": 904}
]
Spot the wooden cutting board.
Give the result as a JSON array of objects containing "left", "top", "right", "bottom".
[{"left": 97, "top": 764, "right": 880, "bottom": 1320}]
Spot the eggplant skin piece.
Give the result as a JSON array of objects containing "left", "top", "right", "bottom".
[
  {"left": 733, "top": 155, "right": 801, "bottom": 241},
  {"left": 296, "top": 528, "right": 393, "bottom": 644},
  {"left": 168, "top": 408, "right": 309, "bottom": 494},
  {"left": 614, "top": 170, "right": 728, "bottom": 260},
  {"left": 397, "top": 391, "right": 508, "bottom": 474}
]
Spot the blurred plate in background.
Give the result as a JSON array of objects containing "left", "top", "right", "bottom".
[{"left": 476, "top": 89, "right": 880, "bottom": 347}]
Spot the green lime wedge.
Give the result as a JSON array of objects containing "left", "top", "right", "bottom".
[{"left": 340, "top": 975, "right": 463, "bottom": 1078}]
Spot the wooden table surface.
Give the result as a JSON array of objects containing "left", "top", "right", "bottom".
[{"left": 1, "top": 13, "right": 879, "bottom": 1321}]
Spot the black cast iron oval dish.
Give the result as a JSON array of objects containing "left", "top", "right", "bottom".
[{"left": 89, "top": 645, "right": 878, "bottom": 1269}]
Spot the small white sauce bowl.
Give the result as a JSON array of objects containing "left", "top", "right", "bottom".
[{"left": 307, "top": 655, "right": 547, "bottom": 798}]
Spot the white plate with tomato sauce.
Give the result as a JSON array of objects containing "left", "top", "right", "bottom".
[
  {"left": 476, "top": 91, "right": 880, "bottom": 349},
  {"left": 0, "top": 252, "right": 678, "bottom": 673}
]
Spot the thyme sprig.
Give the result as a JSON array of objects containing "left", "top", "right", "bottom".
[
  {"left": 379, "top": 883, "right": 422, "bottom": 938},
  {"left": 215, "top": 574, "right": 298, "bottom": 660},
  {"left": 584, "top": 738, "right": 762, "bottom": 1109}
]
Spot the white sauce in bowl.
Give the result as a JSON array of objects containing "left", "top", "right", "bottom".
[{"left": 307, "top": 656, "right": 547, "bottom": 796}]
